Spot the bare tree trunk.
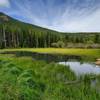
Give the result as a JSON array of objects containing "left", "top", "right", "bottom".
[
  {"left": 3, "top": 25, "right": 6, "bottom": 48},
  {"left": 16, "top": 33, "right": 19, "bottom": 47}
]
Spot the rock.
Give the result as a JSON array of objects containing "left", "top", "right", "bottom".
[{"left": 95, "top": 59, "right": 100, "bottom": 65}]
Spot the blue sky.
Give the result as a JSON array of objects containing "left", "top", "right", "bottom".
[{"left": 0, "top": 0, "right": 100, "bottom": 32}]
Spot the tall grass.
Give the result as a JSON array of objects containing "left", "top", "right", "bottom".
[{"left": 0, "top": 54, "right": 100, "bottom": 100}]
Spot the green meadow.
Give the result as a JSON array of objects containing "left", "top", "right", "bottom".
[{"left": 0, "top": 48, "right": 100, "bottom": 58}]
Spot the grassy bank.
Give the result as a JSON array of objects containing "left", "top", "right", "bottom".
[
  {"left": 0, "top": 48, "right": 100, "bottom": 58},
  {"left": 0, "top": 54, "right": 76, "bottom": 100},
  {"left": 0, "top": 54, "right": 100, "bottom": 99}
]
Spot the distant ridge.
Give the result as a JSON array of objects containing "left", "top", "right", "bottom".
[{"left": 0, "top": 12, "right": 59, "bottom": 33}]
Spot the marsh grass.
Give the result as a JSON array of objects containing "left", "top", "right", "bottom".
[
  {"left": 0, "top": 54, "right": 100, "bottom": 100},
  {"left": 0, "top": 48, "right": 100, "bottom": 58}
]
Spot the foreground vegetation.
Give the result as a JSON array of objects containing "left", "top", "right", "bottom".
[{"left": 0, "top": 54, "right": 100, "bottom": 100}]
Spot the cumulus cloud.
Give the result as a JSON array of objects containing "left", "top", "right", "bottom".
[{"left": 0, "top": 0, "right": 10, "bottom": 7}]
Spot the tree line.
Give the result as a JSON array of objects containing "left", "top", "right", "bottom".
[
  {"left": 0, "top": 23, "right": 62, "bottom": 48},
  {"left": 0, "top": 23, "right": 100, "bottom": 48}
]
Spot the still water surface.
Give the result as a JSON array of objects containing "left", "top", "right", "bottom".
[
  {"left": 2, "top": 51, "right": 100, "bottom": 75},
  {"left": 59, "top": 61, "right": 100, "bottom": 75}
]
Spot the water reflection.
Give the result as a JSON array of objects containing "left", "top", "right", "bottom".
[
  {"left": 59, "top": 62, "right": 100, "bottom": 75},
  {"left": 1, "top": 51, "right": 81, "bottom": 62},
  {"left": 2, "top": 51, "right": 100, "bottom": 75}
]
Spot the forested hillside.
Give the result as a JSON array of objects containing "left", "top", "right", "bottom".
[{"left": 0, "top": 12, "right": 100, "bottom": 48}]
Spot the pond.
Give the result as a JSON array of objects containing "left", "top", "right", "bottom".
[
  {"left": 59, "top": 61, "right": 100, "bottom": 75},
  {"left": 1, "top": 51, "right": 100, "bottom": 75}
]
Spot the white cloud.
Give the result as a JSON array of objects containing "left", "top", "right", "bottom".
[
  {"left": 52, "top": 9, "right": 100, "bottom": 32},
  {"left": 0, "top": 0, "right": 10, "bottom": 7},
  {"left": 4, "top": 0, "right": 100, "bottom": 32}
]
